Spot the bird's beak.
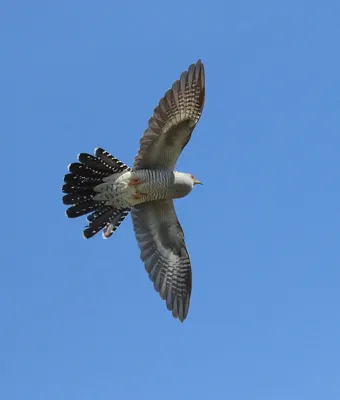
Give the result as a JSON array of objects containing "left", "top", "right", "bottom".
[{"left": 194, "top": 179, "right": 203, "bottom": 185}]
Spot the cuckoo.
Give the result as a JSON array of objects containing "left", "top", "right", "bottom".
[{"left": 62, "top": 60, "right": 205, "bottom": 322}]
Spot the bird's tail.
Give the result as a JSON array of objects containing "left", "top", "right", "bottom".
[{"left": 62, "top": 147, "right": 131, "bottom": 239}]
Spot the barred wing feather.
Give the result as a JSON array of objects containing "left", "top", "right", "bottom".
[
  {"left": 131, "top": 200, "right": 192, "bottom": 322},
  {"left": 133, "top": 60, "right": 205, "bottom": 170}
]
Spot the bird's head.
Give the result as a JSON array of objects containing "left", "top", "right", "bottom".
[
  {"left": 171, "top": 171, "right": 202, "bottom": 199},
  {"left": 189, "top": 174, "right": 203, "bottom": 186}
]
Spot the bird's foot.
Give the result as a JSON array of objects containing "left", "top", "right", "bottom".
[
  {"left": 132, "top": 192, "right": 143, "bottom": 200},
  {"left": 128, "top": 177, "right": 142, "bottom": 186},
  {"left": 129, "top": 176, "right": 146, "bottom": 200}
]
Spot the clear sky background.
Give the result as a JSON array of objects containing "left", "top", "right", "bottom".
[{"left": 3, "top": 1, "right": 340, "bottom": 399}]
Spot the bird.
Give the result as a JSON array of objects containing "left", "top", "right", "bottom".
[{"left": 62, "top": 60, "right": 205, "bottom": 322}]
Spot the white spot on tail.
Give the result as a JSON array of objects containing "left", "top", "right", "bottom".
[{"left": 102, "top": 232, "right": 110, "bottom": 239}]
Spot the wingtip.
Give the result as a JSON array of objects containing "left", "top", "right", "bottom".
[
  {"left": 193, "top": 59, "right": 204, "bottom": 70},
  {"left": 186, "top": 59, "right": 205, "bottom": 91},
  {"left": 197, "top": 59, "right": 205, "bottom": 85}
]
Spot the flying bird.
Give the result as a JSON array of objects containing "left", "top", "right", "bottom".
[{"left": 62, "top": 60, "right": 205, "bottom": 322}]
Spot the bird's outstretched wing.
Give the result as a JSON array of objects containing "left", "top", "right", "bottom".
[
  {"left": 133, "top": 60, "right": 205, "bottom": 171},
  {"left": 131, "top": 200, "right": 192, "bottom": 322}
]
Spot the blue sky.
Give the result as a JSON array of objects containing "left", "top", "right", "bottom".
[{"left": 3, "top": 0, "right": 340, "bottom": 399}]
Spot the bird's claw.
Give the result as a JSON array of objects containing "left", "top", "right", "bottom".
[
  {"left": 128, "top": 177, "right": 142, "bottom": 186},
  {"left": 132, "top": 192, "right": 142, "bottom": 200}
]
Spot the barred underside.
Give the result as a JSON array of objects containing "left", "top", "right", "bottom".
[{"left": 132, "top": 169, "right": 174, "bottom": 203}]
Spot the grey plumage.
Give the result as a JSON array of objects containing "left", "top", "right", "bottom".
[
  {"left": 62, "top": 60, "right": 205, "bottom": 322},
  {"left": 133, "top": 60, "right": 205, "bottom": 170},
  {"left": 131, "top": 201, "right": 192, "bottom": 321}
]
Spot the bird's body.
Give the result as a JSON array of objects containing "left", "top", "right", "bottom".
[
  {"left": 62, "top": 60, "right": 205, "bottom": 322},
  {"left": 91, "top": 169, "right": 194, "bottom": 208}
]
